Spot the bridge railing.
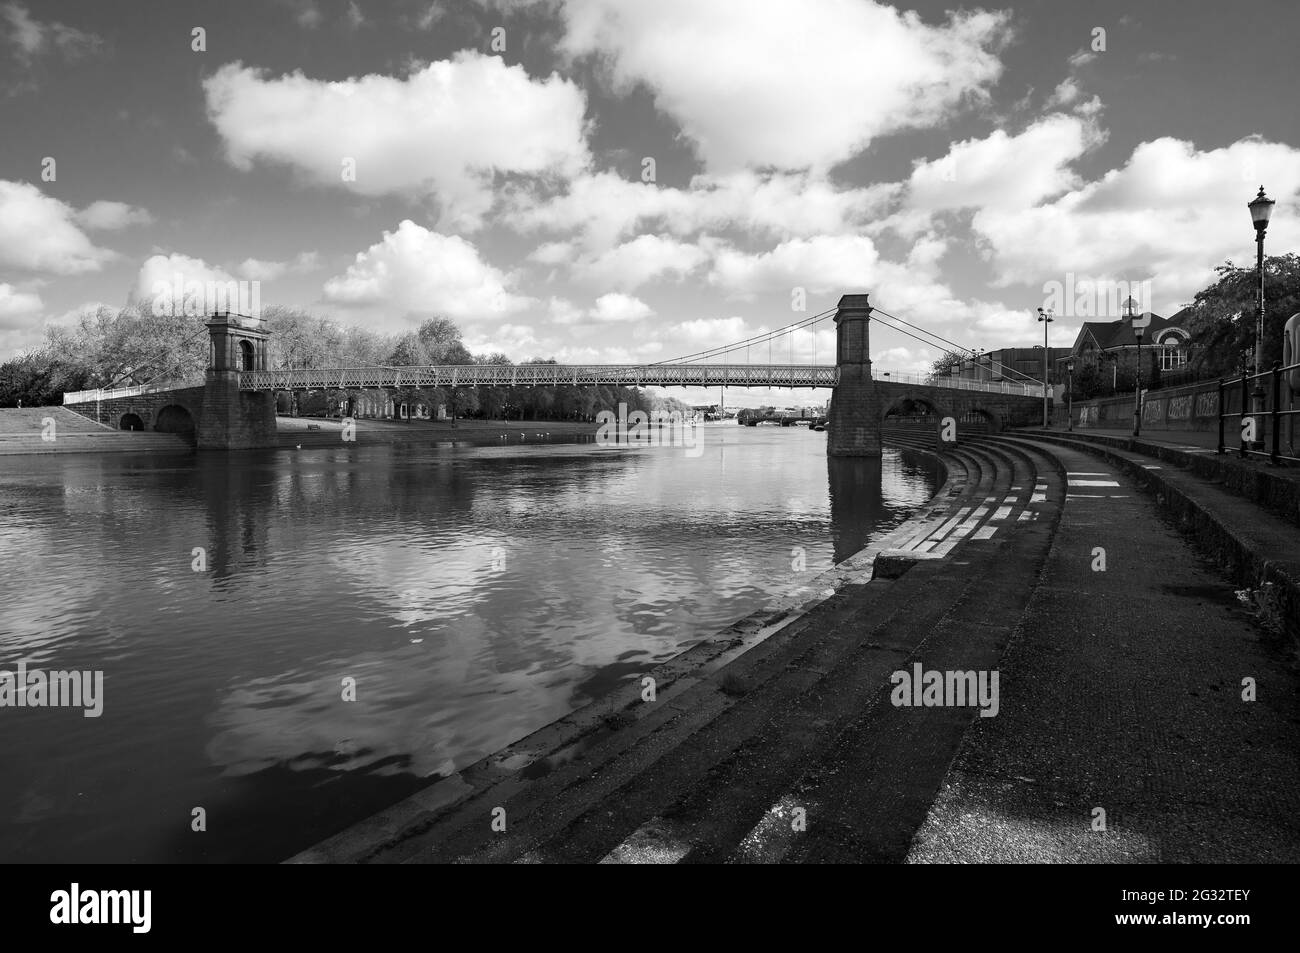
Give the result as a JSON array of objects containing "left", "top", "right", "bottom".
[
  {"left": 239, "top": 364, "right": 842, "bottom": 390},
  {"left": 873, "top": 369, "right": 1046, "bottom": 397},
  {"left": 62, "top": 379, "right": 197, "bottom": 405}
]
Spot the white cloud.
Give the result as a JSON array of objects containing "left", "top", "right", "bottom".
[
  {"left": 906, "top": 114, "right": 1104, "bottom": 214},
  {"left": 709, "top": 235, "right": 885, "bottom": 298},
  {"left": 546, "top": 296, "right": 584, "bottom": 325},
  {"left": 322, "top": 220, "right": 532, "bottom": 326},
  {"left": 560, "top": 0, "right": 1011, "bottom": 171},
  {"left": 971, "top": 136, "right": 1300, "bottom": 306},
  {"left": 510, "top": 170, "right": 896, "bottom": 251},
  {"left": 464, "top": 322, "right": 546, "bottom": 359},
  {"left": 234, "top": 251, "right": 320, "bottom": 281},
  {"left": 1, "top": 3, "right": 102, "bottom": 64},
  {"left": 581, "top": 234, "right": 709, "bottom": 289},
  {"left": 588, "top": 292, "right": 653, "bottom": 323},
  {"left": 553, "top": 341, "right": 666, "bottom": 363},
  {"left": 133, "top": 253, "right": 241, "bottom": 305},
  {"left": 0, "top": 180, "right": 117, "bottom": 274},
  {"left": 1045, "top": 78, "right": 1080, "bottom": 109},
  {"left": 203, "top": 53, "right": 590, "bottom": 230},
  {"left": 528, "top": 241, "right": 574, "bottom": 266},
  {"left": 74, "top": 200, "right": 153, "bottom": 230},
  {"left": 0, "top": 282, "right": 42, "bottom": 328}
]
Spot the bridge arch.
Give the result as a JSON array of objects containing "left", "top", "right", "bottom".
[
  {"left": 119, "top": 412, "right": 144, "bottom": 431},
  {"left": 881, "top": 394, "right": 951, "bottom": 426},
  {"left": 958, "top": 403, "right": 1004, "bottom": 433},
  {"left": 155, "top": 404, "right": 196, "bottom": 437}
]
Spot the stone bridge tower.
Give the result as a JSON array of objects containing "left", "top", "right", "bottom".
[
  {"left": 827, "top": 294, "right": 882, "bottom": 456},
  {"left": 198, "top": 312, "right": 277, "bottom": 449}
]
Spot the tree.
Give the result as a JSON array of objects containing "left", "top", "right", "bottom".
[
  {"left": 929, "top": 350, "right": 966, "bottom": 378},
  {"left": 1183, "top": 254, "right": 1300, "bottom": 377},
  {"left": 264, "top": 305, "right": 343, "bottom": 369},
  {"left": 416, "top": 317, "right": 473, "bottom": 364},
  {"left": 387, "top": 332, "right": 431, "bottom": 367},
  {"left": 0, "top": 352, "right": 92, "bottom": 406}
]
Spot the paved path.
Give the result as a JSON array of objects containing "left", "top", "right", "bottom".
[{"left": 907, "top": 437, "right": 1300, "bottom": 862}]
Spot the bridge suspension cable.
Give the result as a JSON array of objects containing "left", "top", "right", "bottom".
[
  {"left": 652, "top": 306, "right": 837, "bottom": 366},
  {"left": 872, "top": 306, "right": 1046, "bottom": 387}
]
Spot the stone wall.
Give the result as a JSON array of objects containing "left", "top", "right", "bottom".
[
  {"left": 63, "top": 385, "right": 205, "bottom": 438},
  {"left": 1064, "top": 378, "right": 1264, "bottom": 434},
  {"left": 197, "top": 371, "right": 276, "bottom": 449}
]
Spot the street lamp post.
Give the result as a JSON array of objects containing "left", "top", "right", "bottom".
[
  {"left": 1133, "top": 325, "right": 1145, "bottom": 436},
  {"left": 1036, "top": 307, "right": 1054, "bottom": 426},
  {"left": 1248, "top": 186, "right": 1275, "bottom": 450},
  {"left": 1066, "top": 357, "right": 1075, "bottom": 431}
]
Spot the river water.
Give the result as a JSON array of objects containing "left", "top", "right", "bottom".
[{"left": 0, "top": 423, "right": 939, "bottom": 862}]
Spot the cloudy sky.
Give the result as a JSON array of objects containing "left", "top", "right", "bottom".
[{"left": 2, "top": 0, "right": 1298, "bottom": 404}]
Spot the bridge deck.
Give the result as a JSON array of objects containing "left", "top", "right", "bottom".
[{"left": 60, "top": 365, "right": 1044, "bottom": 403}]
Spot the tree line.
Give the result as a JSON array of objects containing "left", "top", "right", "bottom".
[{"left": 0, "top": 303, "right": 692, "bottom": 420}]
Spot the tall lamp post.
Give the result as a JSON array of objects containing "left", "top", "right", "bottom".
[
  {"left": 1248, "top": 186, "right": 1275, "bottom": 449},
  {"left": 1066, "top": 357, "right": 1075, "bottom": 431},
  {"left": 1132, "top": 323, "right": 1145, "bottom": 436},
  {"left": 1036, "top": 307, "right": 1054, "bottom": 426}
]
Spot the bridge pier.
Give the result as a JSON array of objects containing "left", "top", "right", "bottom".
[
  {"left": 196, "top": 314, "right": 277, "bottom": 450},
  {"left": 827, "top": 294, "right": 883, "bottom": 457}
]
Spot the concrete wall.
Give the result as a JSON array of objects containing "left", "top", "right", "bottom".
[{"left": 1065, "top": 378, "right": 1243, "bottom": 433}]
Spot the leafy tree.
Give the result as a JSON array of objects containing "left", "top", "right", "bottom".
[
  {"left": 0, "top": 352, "right": 92, "bottom": 406},
  {"left": 387, "top": 332, "right": 431, "bottom": 367},
  {"left": 1183, "top": 254, "right": 1300, "bottom": 377},
  {"left": 929, "top": 350, "right": 966, "bottom": 378},
  {"left": 416, "top": 317, "right": 473, "bottom": 364}
]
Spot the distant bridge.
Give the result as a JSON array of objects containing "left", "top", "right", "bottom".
[{"left": 61, "top": 296, "right": 1048, "bottom": 454}]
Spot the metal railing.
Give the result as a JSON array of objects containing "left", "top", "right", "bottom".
[
  {"left": 239, "top": 364, "right": 841, "bottom": 390},
  {"left": 62, "top": 379, "right": 199, "bottom": 405},
  {"left": 873, "top": 369, "right": 1047, "bottom": 397},
  {"left": 1216, "top": 360, "right": 1300, "bottom": 465}
]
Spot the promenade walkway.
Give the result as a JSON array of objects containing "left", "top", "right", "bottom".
[{"left": 908, "top": 436, "right": 1300, "bottom": 862}]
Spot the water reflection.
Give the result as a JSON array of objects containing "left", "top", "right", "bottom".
[{"left": 0, "top": 427, "right": 940, "bottom": 862}]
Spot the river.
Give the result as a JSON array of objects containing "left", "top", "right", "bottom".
[{"left": 0, "top": 423, "right": 939, "bottom": 862}]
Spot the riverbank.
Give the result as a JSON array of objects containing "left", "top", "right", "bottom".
[
  {"left": 275, "top": 415, "right": 601, "bottom": 445},
  {"left": 0, "top": 407, "right": 602, "bottom": 454},
  {"left": 292, "top": 429, "right": 1300, "bottom": 863}
]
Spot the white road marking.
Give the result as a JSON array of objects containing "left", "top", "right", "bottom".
[
  {"left": 1068, "top": 479, "right": 1120, "bottom": 487},
  {"left": 972, "top": 525, "right": 998, "bottom": 540},
  {"left": 1066, "top": 472, "right": 1109, "bottom": 476},
  {"left": 992, "top": 505, "right": 1013, "bottom": 521},
  {"left": 599, "top": 818, "right": 693, "bottom": 864}
]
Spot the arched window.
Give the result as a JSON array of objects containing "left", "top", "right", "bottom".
[
  {"left": 1156, "top": 329, "right": 1188, "bottom": 371},
  {"left": 239, "top": 339, "right": 255, "bottom": 372}
]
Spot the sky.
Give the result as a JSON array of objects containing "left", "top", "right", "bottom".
[{"left": 2, "top": 0, "right": 1299, "bottom": 407}]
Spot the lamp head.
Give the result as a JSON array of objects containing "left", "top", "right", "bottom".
[{"left": 1249, "top": 186, "right": 1275, "bottom": 233}]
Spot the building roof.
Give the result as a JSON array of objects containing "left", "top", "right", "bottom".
[{"left": 1073, "top": 307, "right": 1193, "bottom": 352}]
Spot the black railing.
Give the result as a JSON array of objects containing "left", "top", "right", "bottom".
[{"left": 1216, "top": 360, "right": 1300, "bottom": 465}]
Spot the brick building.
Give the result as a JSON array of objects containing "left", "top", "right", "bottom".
[{"left": 1060, "top": 307, "right": 1194, "bottom": 391}]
